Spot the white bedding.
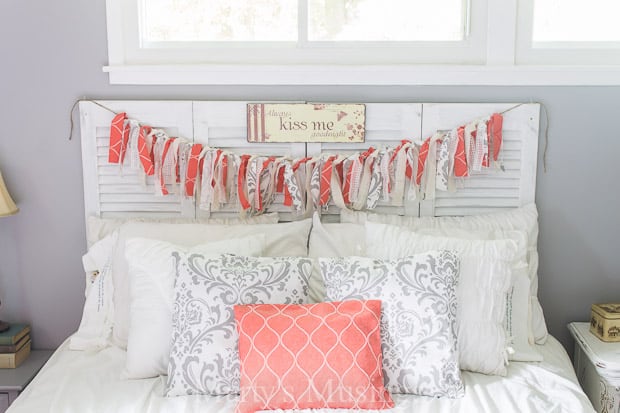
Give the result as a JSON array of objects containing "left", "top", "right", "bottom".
[{"left": 9, "top": 335, "right": 594, "bottom": 413}]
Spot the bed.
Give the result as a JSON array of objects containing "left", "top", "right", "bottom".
[{"left": 7, "top": 101, "right": 595, "bottom": 412}]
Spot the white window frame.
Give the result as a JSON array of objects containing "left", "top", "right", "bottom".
[{"left": 104, "top": 0, "right": 620, "bottom": 85}]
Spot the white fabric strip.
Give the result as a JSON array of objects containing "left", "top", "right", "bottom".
[
  {"left": 348, "top": 155, "right": 363, "bottom": 204},
  {"left": 127, "top": 120, "right": 141, "bottom": 171},
  {"left": 436, "top": 133, "right": 450, "bottom": 192},
  {"left": 211, "top": 151, "right": 226, "bottom": 210},
  {"left": 246, "top": 156, "right": 259, "bottom": 212},
  {"left": 310, "top": 159, "right": 321, "bottom": 212},
  {"left": 407, "top": 144, "right": 419, "bottom": 202},
  {"left": 391, "top": 143, "right": 409, "bottom": 206},
  {"left": 162, "top": 138, "right": 180, "bottom": 194},
  {"left": 283, "top": 162, "right": 304, "bottom": 211},
  {"left": 422, "top": 133, "right": 443, "bottom": 200},
  {"left": 152, "top": 131, "right": 168, "bottom": 196},
  {"left": 366, "top": 151, "right": 384, "bottom": 209},
  {"left": 447, "top": 128, "right": 459, "bottom": 192},
  {"left": 464, "top": 122, "right": 477, "bottom": 175},
  {"left": 227, "top": 154, "right": 239, "bottom": 208},
  {"left": 199, "top": 149, "right": 215, "bottom": 210},
  {"left": 472, "top": 119, "right": 488, "bottom": 172},
  {"left": 352, "top": 155, "right": 371, "bottom": 210},
  {"left": 380, "top": 150, "right": 391, "bottom": 202},
  {"left": 178, "top": 142, "right": 191, "bottom": 199}
]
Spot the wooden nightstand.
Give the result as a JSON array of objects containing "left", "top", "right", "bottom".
[
  {"left": 0, "top": 350, "right": 53, "bottom": 413},
  {"left": 568, "top": 322, "right": 620, "bottom": 413}
]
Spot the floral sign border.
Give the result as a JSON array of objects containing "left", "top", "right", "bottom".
[{"left": 247, "top": 103, "right": 365, "bottom": 143}]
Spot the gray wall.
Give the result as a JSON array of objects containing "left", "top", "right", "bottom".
[{"left": 1, "top": 1, "right": 618, "bottom": 353}]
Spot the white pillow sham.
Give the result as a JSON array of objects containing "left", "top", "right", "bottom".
[
  {"left": 366, "top": 222, "right": 517, "bottom": 376},
  {"left": 341, "top": 204, "right": 548, "bottom": 344},
  {"left": 70, "top": 232, "right": 117, "bottom": 351},
  {"left": 320, "top": 252, "right": 464, "bottom": 397},
  {"left": 307, "top": 212, "right": 365, "bottom": 303},
  {"left": 110, "top": 218, "right": 313, "bottom": 348},
  {"left": 86, "top": 213, "right": 279, "bottom": 248},
  {"left": 413, "top": 226, "right": 542, "bottom": 362},
  {"left": 123, "top": 235, "right": 265, "bottom": 379},
  {"left": 308, "top": 215, "right": 540, "bottom": 362},
  {"left": 166, "top": 254, "right": 313, "bottom": 396}
]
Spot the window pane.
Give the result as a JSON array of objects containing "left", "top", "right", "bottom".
[
  {"left": 533, "top": 0, "right": 620, "bottom": 42},
  {"left": 308, "top": 0, "right": 466, "bottom": 41},
  {"left": 140, "top": 0, "right": 297, "bottom": 42}
]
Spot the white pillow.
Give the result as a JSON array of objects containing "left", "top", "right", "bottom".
[
  {"left": 70, "top": 232, "right": 117, "bottom": 350},
  {"left": 320, "top": 252, "right": 464, "bottom": 397},
  {"left": 110, "top": 219, "right": 312, "bottom": 348},
  {"left": 86, "top": 213, "right": 279, "bottom": 248},
  {"left": 413, "top": 227, "right": 541, "bottom": 362},
  {"left": 342, "top": 204, "right": 548, "bottom": 344},
  {"left": 123, "top": 235, "right": 265, "bottom": 379},
  {"left": 165, "top": 254, "right": 313, "bottom": 396},
  {"left": 366, "top": 222, "right": 516, "bottom": 376},
  {"left": 310, "top": 216, "right": 540, "bottom": 362},
  {"left": 307, "top": 212, "right": 365, "bottom": 302}
]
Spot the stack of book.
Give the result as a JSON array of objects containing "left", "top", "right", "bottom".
[{"left": 0, "top": 324, "right": 31, "bottom": 368}]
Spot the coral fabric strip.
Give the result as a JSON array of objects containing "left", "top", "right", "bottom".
[
  {"left": 184, "top": 143, "right": 203, "bottom": 197},
  {"left": 489, "top": 113, "right": 504, "bottom": 161},
  {"left": 454, "top": 126, "right": 468, "bottom": 177},
  {"left": 237, "top": 155, "right": 252, "bottom": 210},
  {"left": 234, "top": 300, "right": 394, "bottom": 413},
  {"left": 416, "top": 137, "right": 431, "bottom": 185},
  {"left": 108, "top": 112, "right": 129, "bottom": 164}
]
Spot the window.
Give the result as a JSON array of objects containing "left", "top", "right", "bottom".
[
  {"left": 141, "top": 0, "right": 467, "bottom": 44},
  {"left": 104, "top": 0, "right": 620, "bottom": 85},
  {"left": 516, "top": 0, "right": 620, "bottom": 64},
  {"left": 109, "top": 0, "right": 483, "bottom": 66},
  {"left": 532, "top": 0, "right": 620, "bottom": 43}
]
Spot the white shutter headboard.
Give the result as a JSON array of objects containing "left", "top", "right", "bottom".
[
  {"left": 79, "top": 101, "right": 538, "bottom": 222},
  {"left": 419, "top": 103, "right": 539, "bottom": 216}
]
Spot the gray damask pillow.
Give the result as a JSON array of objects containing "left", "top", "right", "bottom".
[
  {"left": 165, "top": 254, "right": 312, "bottom": 397},
  {"left": 320, "top": 250, "right": 464, "bottom": 398}
]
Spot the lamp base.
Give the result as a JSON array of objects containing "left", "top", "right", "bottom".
[{"left": 0, "top": 320, "right": 9, "bottom": 333}]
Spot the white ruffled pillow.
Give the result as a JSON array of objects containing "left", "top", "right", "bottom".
[
  {"left": 366, "top": 222, "right": 518, "bottom": 376},
  {"left": 341, "top": 204, "right": 548, "bottom": 344},
  {"left": 411, "top": 226, "right": 541, "bottom": 362},
  {"left": 123, "top": 235, "right": 265, "bottom": 379},
  {"left": 309, "top": 214, "right": 540, "bottom": 363}
]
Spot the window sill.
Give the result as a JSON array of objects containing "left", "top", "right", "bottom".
[{"left": 103, "top": 64, "right": 620, "bottom": 86}]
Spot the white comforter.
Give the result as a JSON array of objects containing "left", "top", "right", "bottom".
[{"left": 9, "top": 335, "right": 594, "bottom": 413}]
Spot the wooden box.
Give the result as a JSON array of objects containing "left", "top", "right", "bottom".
[{"left": 590, "top": 304, "right": 620, "bottom": 342}]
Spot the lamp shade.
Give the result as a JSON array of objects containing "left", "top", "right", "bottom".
[{"left": 0, "top": 172, "right": 18, "bottom": 217}]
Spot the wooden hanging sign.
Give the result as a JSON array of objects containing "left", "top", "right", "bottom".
[{"left": 247, "top": 103, "right": 365, "bottom": 143}]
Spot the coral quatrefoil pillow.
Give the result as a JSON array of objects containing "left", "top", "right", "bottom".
[{"left": 234, "top": 300, "right": 394, "bottom": 413}]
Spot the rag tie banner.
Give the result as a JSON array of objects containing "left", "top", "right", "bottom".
[{"left": 107, "top": 111, "right": 505, "bottom": 216}]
